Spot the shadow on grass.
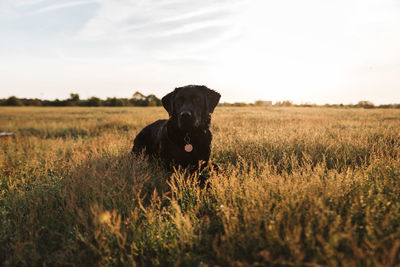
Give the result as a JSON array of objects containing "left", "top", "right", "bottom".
[
  {"left": 1, "top": 151, "right": 164, "bottom": 265},
  {"left": 2, "top": 150, "right": 223, "bottom": 266}
]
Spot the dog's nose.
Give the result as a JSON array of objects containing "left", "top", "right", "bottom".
[{"left": 180, "top": 111, "right": 192, "bottom": 119}]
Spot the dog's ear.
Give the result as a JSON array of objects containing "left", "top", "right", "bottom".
[
  {"left": 205, "top": 88, "right": 221, "bottom": 114},
  {"left": 162, "top": 91, "right": 175, "bottom": 116}
]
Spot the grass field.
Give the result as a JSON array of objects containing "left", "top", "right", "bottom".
[{"left": 1, "top": 106, "right": 400, "bottom": 266}]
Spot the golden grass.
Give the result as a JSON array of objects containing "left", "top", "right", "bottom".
[{"left": 1, "top": 106, "right": 399, "bottom": 266}]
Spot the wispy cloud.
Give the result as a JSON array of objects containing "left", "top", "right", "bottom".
[
  {"left": 3, "top": 0, "right": 245, "bottom": 62},
  {"left": 72, "top": 0, "right": 245, "bottom": 61},
  {"left": 118, "top": 5, "right": 234, "bottom": 34},
  {"left": 29, "top": 0, "right": 98, "bottom": 15},
  {"left": 1, "top": 0, "right": 98, "bottom": 20},
  {"left": 14, "top": 0, "right": 49, "bottom": 7}
]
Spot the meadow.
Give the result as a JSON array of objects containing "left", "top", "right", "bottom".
[{"left": 0, "top": 106, "right": 399, "bottom": 266}]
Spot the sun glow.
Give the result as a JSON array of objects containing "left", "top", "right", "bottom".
[{"left": 209, "top": 0, "right": 400, "bottom": 104}]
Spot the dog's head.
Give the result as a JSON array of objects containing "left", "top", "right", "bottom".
[{"left": 162, "top": 85, "right": 220, "bottom": 130}]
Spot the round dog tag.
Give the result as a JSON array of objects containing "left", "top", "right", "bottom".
[{"left": 184, "top": 144, "right": 193, "bottom": 152}]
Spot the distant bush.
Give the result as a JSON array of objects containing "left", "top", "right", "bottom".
[
  {"left": 378, "top": 104, "right": 400, "bottom": 109},
  {"left": 85, "top": 97, "right": 103, "bottom": 107},
  {"left": 3, "top": 96, "right": 24, "bottom": 106},
  {"left": 21, "top": 98, "right": 42, "bottom": 106},
  {"left": 146, "top": 94, "right": 162, "bottom": 106},
  {"left": 357, "top": 100, "right": 375, "bottom": 109},
  {"left": 66, "top": 93, "right": 80, "bottom": 106},
  {"left": 298, "top": 103, "right": 317, "bottom": 107},
  {"left": 254, "top": 100, "right": 273, "bottom": 106},
  {"left": 274, "top": 100, "right": 293, "bottom": 107},
  {"left": 104, "top": 97, "right": 125, "bottom": 106}
]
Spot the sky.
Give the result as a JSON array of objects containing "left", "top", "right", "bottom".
[{"left": 1, "top": 0, "right": 400, "bottom": 104}]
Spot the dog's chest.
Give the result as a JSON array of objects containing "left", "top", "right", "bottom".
[
  {"left": 170, "top": 142, "right": 203, "bottom": 158},
  {"left": 163, "top": 138, "right": 210, "bottom": 166}
]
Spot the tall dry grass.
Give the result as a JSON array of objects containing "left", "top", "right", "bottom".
[{"left": 0, "top": 106, "right": 399, "bottom": 266}]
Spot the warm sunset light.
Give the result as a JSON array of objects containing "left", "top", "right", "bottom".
[
  {"left": 2, "top": 2, "right": 400, "bottom": 264},
  {"left": 99, "top": 210, "right": 111, "bottom": 224},
  {"left": 1, "top": 0, "right": 399, "bottom": 104}
]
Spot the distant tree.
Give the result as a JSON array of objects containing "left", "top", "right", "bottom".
[
  {"left": 232, "top": 102, "right": 249, "bottom": 107},
  {"left": 378, "top": 104, "right": 392, "bottom": 109},
  {"left": 130, "top": 91, "right": 148, "bottom": 106},
  {"left": 146, "top": 94, "right": 161, "bottom": 106},
  {"left": 283, "top": 100, "right": 293, "bottom": 107},
  {"left": 130, "top": 91, "right": 161, "bottom": 106},
  {"left": 86, "top": 97, "right": 102, "bottom": 107},
  {"left": 70, "top": 93, "right": 80, "bottom": 102},
  {"left": 120, "top": 98, "right": 131, "bottom": 106},
  {"left": 22, "top": 98, "right": 42, "bottom": 106},
  {"left": 4, "top": 96, "right": 24, "bottom": 106},
  {"left": 299, "top": 103, "right": 315, "bottom": 107},
  {"left": 104, "top": 97, "right": 124, "bottom": 106},
  {"left": 132, "top": 91, "right": 146, "bottom": 100},
  {"left": 66, "top": 93, "right": 80, "bottom": 106},
  {"left": 357, "top": 101, "right": 374, "bottom": 109},
  {"left": 52, "top": 99, "right": 66, "bottom": 106},
  {"left": 275, "top": 100, "right": 293, "bottom": 107},
  {"left": 254, "top": 100, "right": 266, "bottom": 106}
]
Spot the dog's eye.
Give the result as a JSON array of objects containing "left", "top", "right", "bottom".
[{"left": 193, "top": 97, "right": 201, "bottom": 103}]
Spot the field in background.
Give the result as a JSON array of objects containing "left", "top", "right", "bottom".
[{"left": 1, "top": 106, "right": 400, "bottom": 266}]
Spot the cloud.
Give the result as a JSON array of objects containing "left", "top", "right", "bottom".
[
  {"left": 118, "top": 6, "right": 234, "bottom": 35},
  {"left": 1, "top": 0, "right": 98, "bottom": 20},
  {"left": 14, "top": 0, "right": 49, "bottom": 7},
  {"left": 29, "top": 0, "right": 98, "bottom": 15},
  {"left": 2, "top": 0, "right": 245, "bottom": 62},
  {"left": 73, "top": 0, "right": 245, "bottom": 60}
]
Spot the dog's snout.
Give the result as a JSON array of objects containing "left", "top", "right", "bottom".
[{"left": 180, "top": 111, "right": 192, "bottom": 118}]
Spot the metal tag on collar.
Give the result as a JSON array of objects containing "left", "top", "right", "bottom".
[{"left": 184, "top": 133, "right": 193, "bottom": 152}]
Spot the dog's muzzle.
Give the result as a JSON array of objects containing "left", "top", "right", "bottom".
[
  {"left": 178, "top": 111, "right": 199, "bottom": 128},
  {"left": 180, "top": 111, "right": 192, "bottom": 120}
]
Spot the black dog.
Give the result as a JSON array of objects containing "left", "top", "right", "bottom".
[{"left": 132, "top": 85, "right": 220, "bottom": 173}]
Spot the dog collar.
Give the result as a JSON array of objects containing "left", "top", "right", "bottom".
[{"left": 184, "top": 133, "right": 193, "bottom": 152}]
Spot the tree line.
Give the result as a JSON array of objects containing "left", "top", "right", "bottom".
[
  {"left": 1, "top": 93, "right": 399, "bottom": 109},
  {"left": 219, "top": 100, "right": 400, "bottom": 109},
  {"left": 0, "top": 92, "right": 161, "bottom": 107}
]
